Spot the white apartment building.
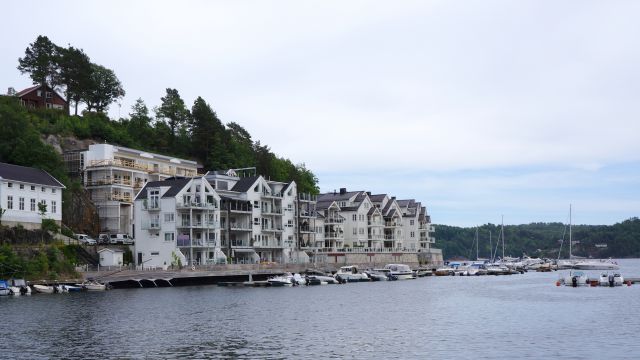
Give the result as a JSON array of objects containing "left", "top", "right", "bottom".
[
  {"left": 0, "top": 162, "right": 65, "bottom": 230},
  {"left": 72, "top": 143, "right": 199, "bottom": 236},
  {"left": 133, "top": 177, "right": 224, "bottom": 268},
  {"left": 364, "top": 193, "right": 404, "bottom": 249}
]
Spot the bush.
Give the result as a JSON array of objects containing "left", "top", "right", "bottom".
[{"left": 42, "top": 219, "right": 60, "bottom": 234}]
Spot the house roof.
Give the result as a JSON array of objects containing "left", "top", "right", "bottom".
[
  {"left": 231, "top": 176, "right": 261, "bottom": 192},
  {"left": 98, "top": 248, "right": 124, "bottom": 254},
  {"left": 0, "top": 162, "right": 65, "bottom": 188},
  {"left": 135, "top": 177, "right": 192, "bottom": 200},
  {"left": 369, "top": 194, "right": 387, "bottom": 202},
  {"left": 15, "top": 84, "right": 66, "bottom": 102},
  {"left": 318, "top": 190, "right": 361, "bottom": 202}
]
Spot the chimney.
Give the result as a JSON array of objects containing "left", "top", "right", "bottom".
[
  {"left": 366, "top": 192, "right": 371, "bottom": 196},
  {"left": 340, "top": 188, "right": 347, "bottom": 195},
  {"left": 391, "top": 196, "right": 396, "bottom": 200}
]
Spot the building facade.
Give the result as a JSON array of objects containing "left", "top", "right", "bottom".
[
  {"left": 0, "top": 162, "right": 65, "bottom": 230},
  {"left": 133, "top": 177, "right": 224, "bottom": 268},
  {"left": 70, "top": 143, "right": 200, "bottom": 236},
  {"left": 13, "top": 85, "right": 67, "bottom": 110}
]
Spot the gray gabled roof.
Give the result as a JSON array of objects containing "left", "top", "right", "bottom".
[
  {"left": 369, "top": 194, "right": 387, "bottom": 202},
  {"left": 135, "top": 178, "right": 192, "bottom": 200},
  {"left": 318, "top": 190, "right": 361, "bottom": 202},
  {"left": 231, "top": 176, "right": 261, "bottom": 192},
  {"left": 0, "top": 162, "right": 65, "bottom": 188}
]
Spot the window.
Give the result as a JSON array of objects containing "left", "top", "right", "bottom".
[
  {"left": 41, "top": 187, "right": 46, "bottom": 192},
  {"left": 359, "top": 228, "right": 364, "bottom": 235},
  {"left": 52, "top": 188, "right": 56, "bottom": 194},
  {"left": 37, "top": 90, "right": 42, "bottom": 96},
  {"left": 410, "top": 220, "right": 415, "bottom": 226},
  {"left": 352, "top": 214, "right": 357, "bottom": 221},
  {"left": 353, "top": 228, "right": 357, "bottom": 235},
  {"left": 410, "top": 231, "right": 415, "bottom": 238},
  {"left": 254, "top": 217, "right": 260, "bottom": 225},
  {"left": 254, "top": 201, "right": 260, "bottom": 208},
  {"left": 164, "top": 213, "right": 175, "bottom": 222},
  {"left": 164, "top": 232, "right": 175, "bottom": 242},
  {"left": 19, "top": 197, "right": 24, "bottom": 210},
  {"left": 7, "top": 182, "right": 12, "bottom": 188},
  {"left": 150, "top": 251, "right": 160, "bottom": 256},
  {"left": 46, "top": 91, "right": 52, "bottom": 99},
  {"left": 30, "top": 199, "right": 36, "bottom": 211},
  {"left": 7, "top": 196, "right": 13, "bottom": 209},
  {"left": 20, "top": 184, "right": 24, "bottom": 190},
  {"left": 52, "top": 201, "right": 57, "bottom": 214},
  {"left": 31, "top": 185, "right": 35, "bottom": 191}
]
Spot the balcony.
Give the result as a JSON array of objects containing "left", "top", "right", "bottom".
[
  {"left": 253, "top": 240, "right": 283, "bottom": 248},
  {"left": 176, "top": 201, "right": 218, "bottom": 210},
  {"left": 298, "top": 210, "right": 314, "bottom": 218},
  {"left": 93, "top": 192, "right": 133, "bottom": 203},
  {"left": 87, "top": 159, "right": 198, "bottom": 178},
  {"left": 177, "top": 239, "right": 217, "bottom": 247},
  {"left": 368, "top": 220, "right": 384, "bottom": 226},
  {"left": 86, "top": 178, "right": 132, "bottom": 187},
  {"left": 226, "top": 223, "right": 253, "bottom": 231},
  {"left": 262, "top": 208, "right": 283, "bottom": 216},
  {"left": 325, "top": 232, "right": 344, "bottom": 240},
  {"left": 142, "top": 199, "right": 160, "bottom": 211},
  {"left": 261, "top": 191, "right": 283, "bottom": 199},
  {"left": 385, "top": 221, "right": 401, "bottom": 228},
  {"left": 298, "top": 193, "right": 317, "bottom": 202},
  {"left": 261, "top": 225, "right": 284, "bottom": 233},
  {"left": 325, "top": 217, "right": 344, "bottom": 224},
  {"left": 177, "top": 221, "right": 219, "bottom": 229},
  {"left": 368, "top": 234, "right": 385, "bottom": 240}
]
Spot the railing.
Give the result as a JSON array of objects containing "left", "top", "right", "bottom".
[
  {"left": 261, "top": 225, "right": 284, "bottom": 232},
  {"left": 298, "top": 193, "right": 317, "bottom": 202},
  {"left": 262, "top": 191, "right": 283, "bottom": 198},
  {"left": 176, "top": 202, "right": 218, "bottom": 210},
  {"left": 384, "top": 235, "right": 397, "bottom": 240},
  {"left": 325, "top": 232, "right": 344, "bottom": 240},
  {"left": 93, "top": 193, "right": 133, "bottom": 203},
  {"left": 177, "top": 221, "right": 219, "bottom": 229},
  {"left": 385, "top": 222, "right": 400, "bottom": 227},
  {"left": 141, "top": 222, "right": 161, "bottom": 230},
  {"left": 227, "top": 204, "right": 252, "bottom": 213},
  {"left": 143, "top": 199, "right": 160, "bottom": 210},
  {"left": 368, "top": 220, "right": 384, "bottom": 226},
  {"left": 253, "top": 240, "right": 283, "bottom": 248},
  {"left": 325, "top": 217, "right": 345, "bottom": 224},
  {"left": 368, "top": 235, "right": 385, "bottom": 240},
  {"left": 86, "top": 178, "right": 132, "bottom": 187},
  {"left": 177, "top": 239, "right": 217, "bottom": 247},
  {"left": 262, "top": 208, "right": 283, "bottom": 215},
  {"left": 87, "top": 159, "right": 198, "bottom": 178}
]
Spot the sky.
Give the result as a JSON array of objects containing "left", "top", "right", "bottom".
[{"left": 2, "top": 1, "right": 640, "bottom": 227}]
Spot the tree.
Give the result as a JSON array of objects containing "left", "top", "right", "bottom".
[
  {"left": 156, "top": 88, "right": 189, "bottom": 140},
  {"left": 57, "top": 46, "right": 92, "bottom": 115},
  {"left": 189, "top": 97, "right": 226, "bottom": 168},
  {"left": 127, "top": 98, "right": 155, "bottom": 148},
  {"left": 83, "top": 64, "right": 125, "bottom": 113},
  {"left": 0, "top": 207, "right": 5, "bottom": 226},
  {"left": 17, "top": 35, "right": 60, "bottom": 105}
]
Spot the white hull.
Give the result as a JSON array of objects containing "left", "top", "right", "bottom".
[
  {"left": 393, "top": 273, "right": 415, "bottom": 280},
  {"left": 573, "top": 260, "right": 619, "bottom": 271},
  {"left": 33, "top": 285, "right": 55, "bottom": 294}
]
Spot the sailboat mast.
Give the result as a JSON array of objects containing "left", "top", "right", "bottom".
[
  {"left": 501, "top": 215, "right": 505, "bottom": 260},
  {"left": 569, "top": 204, "right": 572, "bottom": 259},
  {"left": 476, "top": 227, "right": 479, "bottom": 261},
  {"left": 489, "top": 230, "right": 493, "bottom": 262}
]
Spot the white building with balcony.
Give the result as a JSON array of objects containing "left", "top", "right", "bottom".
[
  {"left": 133, "top": 177, "right": 224, "bottom": 268},
  {"left": 73, "top": 143, "right": 200, "bottom": 236},
  {"left": 0, "top": 162, "right": 65, "bottom": 230}
]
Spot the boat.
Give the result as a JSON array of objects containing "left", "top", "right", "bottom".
[
  {"left": 267, "top": 275, "right": 293, "bottom": 287},
  {"left": 33, "top": 284, "right": 56, "bottom": 294},
  {"left": 61, "top": 284, "right": 84, "bottom": 292},
  {"left": 9, "top": 279, "right": 31, "bottom": 295},
  {"left": 335, "top": 266, "right": 370, "bottom": 283},
  {"left": 78, "top": 280, "right": 107, "bottom": 291},
  {"left": 599, "top": 273, "right": 624, "bottom": 287},
  {"left": 287, "top": 273, "right": 307, "bottom": 286},
  {"left": 384, "top": 264, "right": 415, "bottom": 280},
  {"left": 573, "top": 259, "right": 620, "bottom": 271},
  {"left": 434, "top": 266, "right": 455, "bottom": 276},
  {"left": 0, "top": 280, "right": 11, "bottom": 296},
  {"left": 561, "top": 271, "right": 588, "bottom": 287},
  {"left": 415, "top": 268, "right": 433, "bottom": 277},
  {"left": 364, "top": 269, "right": 390, "bottom": 281},
  {"left": 466, "top": 263, "right": 488, "bottom": 276},
  {"left": 303, "top": 270, "right": 339, "bottom": 284}
]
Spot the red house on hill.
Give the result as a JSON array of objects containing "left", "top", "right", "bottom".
[{"left": 14, "top": 84, "right": 67, "bottom": 110}]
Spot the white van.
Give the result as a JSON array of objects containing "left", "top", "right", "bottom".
[{"left": 109, "top": 233, "right": 134, "bottom": 245}]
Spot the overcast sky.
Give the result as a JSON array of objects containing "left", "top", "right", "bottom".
[{"left": 2, "top": 1, "right": 639, "bottom": 226}]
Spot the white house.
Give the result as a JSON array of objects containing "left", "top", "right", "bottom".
[
  {"left": 98, "top": 248, "right": 124, "bottom": 267},
  {"left": 134, "top": 177, "right": 224, "bottom": 269},
  {"left": 0, "top": 162, "right": 65, "bottom": 230}
]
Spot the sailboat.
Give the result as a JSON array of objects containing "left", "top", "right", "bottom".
[{"left": 556, "top": 205, "right": 579, "bottom": 270}]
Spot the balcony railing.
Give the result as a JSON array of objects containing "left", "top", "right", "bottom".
[
  {"left": 325, "top": 232, "right": 344, "bottom": 240},
  {"left": 325, "top": 217, "right": 345, "bottom": 224},
  {"left": 87, "top": 159, "right": 198, "bottom": 178},
  {"left": 141, "top": 222, "right": 161, "bottom": 230},
  {"left": 368, "top": 234, "right": 385, "bottom": 240},
  {"left": 262, "top": 191, "right": 283, "bottom": 198},
  {"left": 261, "top": 226, "right": 284, "bottom": 232},
  {"left": 385, "top": 221, "right": 400, "bottom": 227},
  {"left": 253, "top": 240, "right": 283, "bottom": 248},
  {"left": 368, "top": 220, "right": 384, "bottom": 226},
  {"left": 177, "top": 221, "right": 219, "bottom": 229},
  {"left": 86, "top": 178, "right": 132, "bottom": 187},
  {"left": 93, "top": 193, "right": 133, "bottom": 203},
  {"left": 262, "top": 208, "right": 283, "bottom": 215},
  {"left": 176, "top": 202, "right": 218, "bottom": 210},
  {"left": 177, "top": 239, "right": 217, "bottom": 247}
]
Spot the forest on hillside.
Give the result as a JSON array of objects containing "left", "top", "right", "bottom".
[
  {"left": 435, "top": 218, "right": 640, "bottom": 260},
  {"left": 3, "top": 35, "right": 319, "bottom": 194}
]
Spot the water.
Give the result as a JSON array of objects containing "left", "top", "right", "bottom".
[{"left": 2, "top": 259, "right": 640, "bottom": 359}]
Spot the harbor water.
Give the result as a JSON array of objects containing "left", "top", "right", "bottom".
[{"left": 2, "top": 259, "right": 640, "bottom": 359}]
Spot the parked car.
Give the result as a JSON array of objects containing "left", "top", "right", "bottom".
[
  {"left": 98, "top": 234, "right": 110, "bottom": 245},
  {"left": 76, "top": 234, "right": 96, "bottom": 245},
  {"left": 109, "top": 233, "right": 134, "bottom": 245}
]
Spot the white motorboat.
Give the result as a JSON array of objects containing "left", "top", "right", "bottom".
[
  {"left": 267, "top": 275, "right": 293, "bottom": 287},
  {"left": 562, "top": 271, "right": 588, "bottom": 287},
  {"left": 33, "top": 284, "right": 56, "bottom": 294},
  {"left": 599, "top": 273, "right": 624, "bottom": 287},
  {"left": 287, "top": 273, "right": 307, "bottom": 286},
  {"left": 79, "top": 280, "right": 107, "bottom": 291},
  {"left": 466, "top": 263, "right": 488, "bottom": 276},
  {"left": 9, "top": 279, "right": 31, "bottom": 295},
  {"left": 573, "top": 259, "right": 620, "bottom": 271},
  {"left": 434, "top": 266, "right": 455, "bottom": 276},
  {"left": 335, "top": 266, "right": 370, "bottom": 282},
  {"left": 0, "top": 280, "right": 10, "bottom": 296},
  {"left": 384, "top": 264, "right": 415, "bottom": 280},
  {"left": 62, "top": 284, "right": 84, "bottom": 292},
  {"left": 364, "top": 270, "right": 390, "bottom": 281}
]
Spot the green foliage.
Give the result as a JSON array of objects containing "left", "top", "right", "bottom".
[
  {"left": 156, "top": 88, "right": 189, "bottom": 138},
  {"left": 436, "top": 218, "right": 640, "bottom": 260},
  {"left": 41, "top": 219, "right": 60, "bottom": 233},
  {"left": 83, "top": 63, "right": 125, "bottom": 112},
  {"left": 17, "top": 35, "right": 59, "bottom": 90}
]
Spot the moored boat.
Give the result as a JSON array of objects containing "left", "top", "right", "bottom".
[
  {"left": 267, "top": 275, "right": 293, "bottom": 287},
  {"left": 78, "top": 280, "right": 107, "bottom": 291},
  {"left": 0, "top": 280, "right": 11, "bottom": 296},
  {"left": 573, "top": 259, "right": 619, "bottom": 271},
  {"left": 33, "top": 284, "right": 56, "bottom": 294},
  {"left": 561, "top": 271, "right": 588, "bottom": 287},
  {"left": 335, "top": 266, "right": 370, "bottom": 283},
  {"left": 384, "top": 264, "right": 415, "bottom": 280}
]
